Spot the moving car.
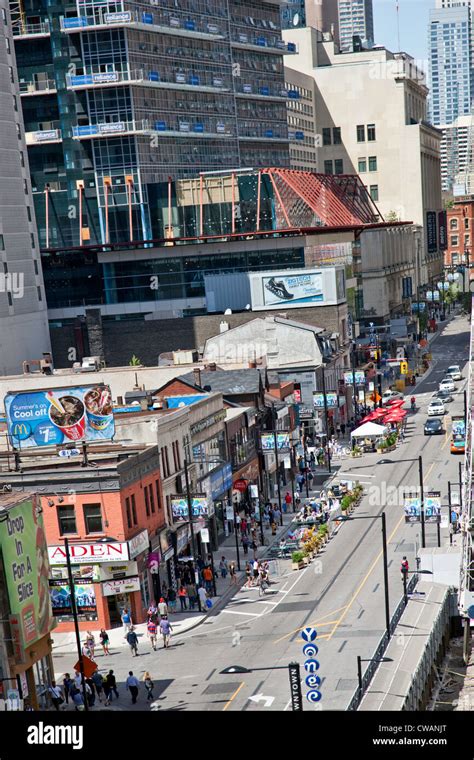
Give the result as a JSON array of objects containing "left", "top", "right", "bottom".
[
  {"left": 439, "top": 378, "right": 455, "bottom": 393},
  {"left": 424, "top": 418, "right": 444, "bottom": 435},
  {"left": 432, "top": 390, "right": 453, "bottom": 403},
  {"left": 382, "top": 390, "right": 404, "bottom": 405},
  {"left": 446, "top": 365, "right": 462, "bottom": 381},
  {"left": 427, "top": 399, "right": 445, "bottom": 417}
]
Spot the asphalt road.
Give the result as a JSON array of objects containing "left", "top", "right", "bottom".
[{"left": 53, "top": 313, "right": 470, "bottom": 713}]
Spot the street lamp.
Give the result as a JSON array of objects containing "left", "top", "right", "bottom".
[
  {"left": 401, "top": 569, "right": 432, "bottom": 604},
  {"left": 378, "top": 455, "right": 426, "bottom": 547},
  {"left": 220, "top": 662, "right": 304, "bottom": 711},
  {"left": 339, "top": 512, "right": 391, "bottom": 640},
  {"left": 357, "top": 655, "right": 392, "bottom": 700}
]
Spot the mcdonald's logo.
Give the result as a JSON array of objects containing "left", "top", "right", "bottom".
[{"left": 12, "top": 423, "right": 29, "bottom": 439}]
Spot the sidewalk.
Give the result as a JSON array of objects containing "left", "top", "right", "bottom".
[{"left": 50, "top": 506, "right": 300, "bottom": 655}]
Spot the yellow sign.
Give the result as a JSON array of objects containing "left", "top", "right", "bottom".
[{"left": 400, "top": 361, "right": 408, "bottom": 375}]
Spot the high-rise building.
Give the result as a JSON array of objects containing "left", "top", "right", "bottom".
[
  {"left": 428, "top": 5, "right": 472, "bottom": 127},
  {"left": 440, "top": 114, "right": 471, "bottom": 193},
  {"left": 0, "top": 0, "right": 51, "bottom": 375},
  {"left": 11, "top": 0, "right": 294, "bottom": 249},
  {"left": 338, "top": 0, "right": 374, "bottom": 52},
  {"left": 284, "top": 68, "right": 318, "bottom": 170},
  {"left": 281, "top": 0, "right": 339, "bottom": 42}
]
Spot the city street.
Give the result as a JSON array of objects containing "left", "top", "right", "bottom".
[{"left": 52, "top": 313, "right": 470, "bottom": 713}]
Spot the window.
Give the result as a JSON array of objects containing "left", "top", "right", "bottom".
[
  {"left": 155, "top": 480, "right": 162, "bottom": 510},
  {"left": 149, "top": 484, "right": 155, "bottom": 513},
  {"left": 2, "top": 8, "right": 7, "bottom": 23},
  {"left": 334, "top": 159, "right": 343, "bottom": 174},
  {"left": 37, "top": 286, "right": 42, "bottom": 302},
  {"left": 27, "top": 206, "right": 32, "bottom": 222},
  {"left": 358, "top": 158, "right": 367, "bottom": 172},
  {"left": 333, "top": 127, "right": 341, "bottom": 144},
  {"left": 452, "top": 253, "right": 459, "bottom": 264},
  {"left": 12, "top": 95, "right": 17, "bottom": 113},
  {"left": 450, "top": 218, "right": 458, "bottom": 229},
  {"left": 369, "top": 185, "right": 379, "bottom": 201},
  {"left": 0, "top": 234, "right": 4, "bottom": 250},
  {"left": 131, "top": 494, "right": 137, "bottom": 525},
  {"left": 83, "top": 503, "right": 103, "bottom": 534},
  {"left": 172, "top": 441, "right": 179, "bottom": 471},
  {"left": 160, "top": 446, "right": 169, "bottom": 478},
  {"left": 23, "top": 179, "right": 28, "bottom": 194},
  {"left": 144, "top": 486, "right": 150, "bottom": 516},
  {"left": 174, "top": 440, "right": 181, "bottom": 470},
  {"left": 5, "top": 36, "right": 10, "bottom": 54},
  {"left": 9, "top": 66, "right": 13, "bottom": 83},
  {"left": 57, "top": 506, "right": 77, "bottom": 535},
  {"left": 126, "top": 497, "right": 132, "bottom": 529},
  {"left": 16, "top": 123, "right": 21, "bottom": 140},
  {"left": 20, "top": 151, "right": 24, "bottom": 167},
  {"left": 356, "top": 124, "right": 365, "bottom": 142},
  {"left": 324, "top": 159, "right": 333, "bottom": 174},
  {"left": 322, "top": 127, "right": 332, "bottom": 145},
  {"left": 34, "top": 259, "right": 39, "bottom": 275},
  {"left": 368, "top": 156, "right": 377, "bottom": 171},
  {"left": 465, "top": 235, "right": 470, "bottom": 246},
  {"left": 451, "top": 235, "right": 459, "bottom": 246},
  {"left": 464, "top": 217, "right": 469, "bottom": 229},
  {"left": 31, "top": 233, "right": 35, "bottom": 248}
]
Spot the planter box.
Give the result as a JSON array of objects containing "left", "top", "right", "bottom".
[
  {"left": 292, "top": 561, "right": 305, "bottom": 571},
  {"left": 303, "top": 555, "right": 310, "bottom": 565},
  {"left": 350, "top": 451, "right": 362, "bottom": 457}
]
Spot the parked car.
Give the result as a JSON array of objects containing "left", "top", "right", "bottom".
[
  {"left": 382, "top": 390, "right": 404, "bottom": 405},
  {"left": 446, "top": 365, "right": 462, "bottom": 381},
  {"left": 439, "top": 378, "right": 455, "bottom": 393},
  {"left": 427, "top": 399, "right": 445, "bottom": 417},
  {"left": 424, "top": 418, "right": 444, "bottom": 435},
  {"left": 432, "top": 390, "right": 453, "bottom": 403}
]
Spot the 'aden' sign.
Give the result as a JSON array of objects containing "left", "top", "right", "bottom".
[{"left": 48, "top": 542, "right": 129, "bottom": 565}]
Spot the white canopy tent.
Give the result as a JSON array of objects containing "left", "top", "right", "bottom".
[{"left": 350, "top": 421, "right": 388, "bottom": 438}]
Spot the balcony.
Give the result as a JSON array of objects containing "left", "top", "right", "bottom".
[
  {"left": 231, "top": 35, "right": 297, "bottom": 55},
  {"left": 235, "top": 84, "right": 288, "bottom": 102},
  {"left": 66, "top": 68, "right": 230, "bottom": 95},
  {"left": 154, "top": 120, "right": 234, "bottom": 138},
  {"left": 19, "top": 79, "right": 57, "bottom": 97},
  {"left": 60, "top": 9, "right": 225, "bottom": 41},
  {"left": 13, "top": 20, "right": 50, "bottom": 38},
  {"left": 25, "top": 128, "right": 62, "bottom": 145},
  {"left": 239, "top": 127, "right": 290, "bottom": 142},
  {"left": 72, "top": 119, "right": 149, "bottom": 140}
]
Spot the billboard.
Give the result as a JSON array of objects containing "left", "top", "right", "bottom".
[
  {"left": 313, "top": 392, "right": 338, "bottom": 408},
  {"left": 49, "top": 579, "right": 97, "bottom": 616},
  {"left": 171, "top": 495, "right": 209, "bottom": 522},
  {"left": 0, "top": 497, "right": 55, "bottom": 648},
  {"left": 426, "top": 211, "right": 437, "bottom": 253},
  {"left": 250, "top": 267, "right": 345, "bottom": 311},
  {"left": 5, "top": 384, "right": 114, "bottom": 448},
  {"left": 343, "top": 371, "right": 365, "bottom": 385},
  {"left": 404, "top": 493, "right": 441, "bottom": 523},
  {"left": 48, "top": 541, "right": 129, "bottom": 565},
  {"left": 260, "top": 432, "right": 290, "bottom": 451}
]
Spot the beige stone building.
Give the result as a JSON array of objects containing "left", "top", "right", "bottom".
[{"left": 285, "top": 67, "right": 319, "bottom": 170}]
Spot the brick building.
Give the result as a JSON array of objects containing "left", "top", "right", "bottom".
[{"left": 445, "top": 200, "right": 474, "bottom": 273}]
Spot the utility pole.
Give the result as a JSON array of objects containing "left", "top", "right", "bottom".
[
  {"left": 64, "top": 538, "right": 89, "bottom": 711},
  {"left": 321, "top": 364, "right": 332, "bottom": 474},
  {"left": 381, "top": 512, "right": 391, "bottom": 640},
  {"left": 184, "top": 457, "right": 202, "bottom": 611},
  {"left": 419, "top": 455, "right": 425, "bottom": 548},
  {"left": 448, "top": 481, "right": 453, "bottom": 546},
  {"left": 272, "top": 403, "right": 283, "bottom": 524}
]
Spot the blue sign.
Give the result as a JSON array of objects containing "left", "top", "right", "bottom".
[
  {"left": 302, "top": 643, "right": 318, "bottom": 658},
  {"left": 305, "top": 674, "right": 321, "bottom": 688},
  {"left": 260, "top": 86, "right": 270, "bottom": 96},
  {"left": 304, "top": 659, "right": 319, "bottom": 673},
  {"left": 468, "top": 605, "right": 474, "bottom": 619},
  {"left": 148, "top": 71, "right": 160, "bottom": 82},
  {"left": 301, "top": 627, "right": 318, "bottom": 642},
  {"left": 5, "top": 385, "right": 115, "bottom": 448},
  {"left": 208, "top": 463, "right": 233, "bottom": 500},
  {"left": 142, "top": 12, "right": 153, "bottom": 23},
  {"left": 288, "top": 89, "right": 300, "bottom": 99},
  {"left": 165, "top": 395, "right": 207, "bottom": 408},
  {"left": 306, "top": 689, "right": 322, "bottom": 702}
]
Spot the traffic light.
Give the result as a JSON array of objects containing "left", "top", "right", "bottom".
[{"left": 400, "top": 361, "right": 408, "bottom": 375}]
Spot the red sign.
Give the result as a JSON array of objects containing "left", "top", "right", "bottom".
[
  {"left": 233, "top": 479, "right": 249, "bottom": 493},
  {"left": 73, "top": 654, "right": 97, "bottom": 679}
]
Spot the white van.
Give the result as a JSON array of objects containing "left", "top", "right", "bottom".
[{"left": 446, "top": 365, "right": 462, "bottom": 381}]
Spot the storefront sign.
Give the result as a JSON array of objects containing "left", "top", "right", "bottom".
[
  {"left": 99, "top": 561, "right": 138, "bottom": 581},
  {"left": 171, "top": 495, "right": 209, "bottom": 521},
  {"left": 190, "top": 409, "right": 227, "bottom": 435},
  {"left": 50, "top": 564, "right": 101, "bottom": 582},
  {"left": 249, "top": 484, "right": 259, "bottom": 498},
  {"left": 426, "top": 211, "right": 437, "bottom": 253},
  {"left": 104, "top": 11, "right": 132, "bottom": 23},
  {"left": 204, "top": 462, "right": 233, "bottom": 500},
  {"left": 48, "top": 541, "right": 129, "bottom": 564},
  {"left": 313, "top": 393, "right": 338, "bottom": 408},
  {"left": 4, "top": 384, "right": 114, "bottom": 448},
  {"left": 225, "top": 505, "right": 235, "bottom": 520},
  {"left": 159, "top": 530, "right": 172, "bottom": 555},
  {"left": 233, "top": 479, "right": 248, "bottom": 492},
  {"left": 0, "top": 498, "right": 54, "bottom": 649},
  {"left": 147, "top": 552, "right": 161, "bottom": 573},
  {"left": 176, "top": 524, "right": 192, "bottom": 554},
  {"left": 49, "top": 579, "right": 96, "bottom": 615},
  {"left": 438, "top": 210, "right": 447, "bottom": 250},
  {"left": 128, "top": 528, "right": 149, "bottom": 559},
  {"left": 200, "top": 528, "right": 210, "bottom": 543},
  {"left": 102, "top": 577, "right": 140, "bottom": 597}
]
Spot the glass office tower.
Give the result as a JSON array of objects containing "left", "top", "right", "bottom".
[
  {"left": 338, "top": 0, "right": 374, "bottom": 52},
  {"left": 11, "top": 0, "right": 294, "bottom": 248}
]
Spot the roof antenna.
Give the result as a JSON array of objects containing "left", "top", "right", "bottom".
[{"left": 396, "top": 0, "right": 401, "bottom": 52}]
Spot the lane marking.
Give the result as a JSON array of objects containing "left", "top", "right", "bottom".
[
  {"left": 223, "top": 681, "right": 245, "bottom": 712},
  {"left": 220, "top": 610, "right": 261, "bottom": 617},
  {"left": 273, "top": 607, "right": 348, "bottom": 644}
]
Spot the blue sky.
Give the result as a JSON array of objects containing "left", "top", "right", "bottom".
[{"left": 374, "top": 0, "right": 432, "bottom": 65}]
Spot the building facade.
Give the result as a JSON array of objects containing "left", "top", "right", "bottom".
[
  {"left": 428, "top": 5, "right": 472, "bottom": 127},
  {"left": 12, "top": 0, "right": 294, "bottom": 250},
  {"left": 445, "top": 200, "right": 474, "bottom": 276},
  {"left": 338, "top": 0, "right": 374, "bottom": 52},
  {"left": 440, "top": 114, "right": 471, "bottom": 194},
  {"left": 0, "top": 0, "right": 51, "bottom": 376},
  {"left": 284, "top": 67, "right": 318, "bottom": 170}
]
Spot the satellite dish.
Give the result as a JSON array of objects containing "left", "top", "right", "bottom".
[
  {"left": 178, "top": 402, "right": 186, "bottom": 407},
  {"left": 293, "top": 12, "right": 300, "bottom": 26}
]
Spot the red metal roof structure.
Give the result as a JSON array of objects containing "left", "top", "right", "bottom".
[{"left": 263, "top": 168, "right": 382, "bottom": 228}]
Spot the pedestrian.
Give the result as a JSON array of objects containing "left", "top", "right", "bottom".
[
  {"left": 400, "top": 556, "right": 409, "bottom": 576},
  {"left": 219, "top": 556, "right": 228, "bottom": 578},
  {"left": 198, "top": 585, "right": 208, "bottom": 610},
  {"left": 143, "top": 671, "right": 154, "bottom": 702},
  {"left": 147, "top": 602, "right": 158, "bottom": 621},
  {"left": 71, "top": 686, "right": 84, "bottom": 712},
  {"left": 242, "top": 533, "right": 250, "bottom": 555},
  {"left": 62, "top": 673, "right": 73, "bottom": 705},
  {"left": 121, "top": 608, "right": 132, "bottom": 636},
  {"left": 158, "top": 596, "right": 168, "bottom": 617},
  {"left": 274, "top": 506, "right": 281, "bottom": 524},
  {"left": 202, "top": 565, "right": 213, "bottom": 593},
  {"left": 48, "top": 681, "right": 64, "bottom": 711},
  {"left": 91, "top": 670, "right": 104, "bottom": 703},
  {"left": 99, "top": 628, "right": 110, "bottom": 655},
  {"left": 340, "top": 422, "right": 346, "bottom": 437},
  {"left": 161, "top": 581, "right": 168, "bottom": 603},
  {"left": 159, "top": 615, "right": 173, "bottom": 648},
  {"left": 126, "top": 626, "right": 139, "bottom": 656},
  {"left": 245, "top": 561, "right": 252, "bottom": 587},
  {"left": 126, "top": 671, "right": 140, "bottom": 704},
  {"left": 271, "top": 520, "right": 277, "bottom": 536},
  {"left": 167, "top": 586, "right": 177, "bottom": 613},
  {"left": 284, "top": 491, "right": 292, "bottom": 513},
  {"left": 147, "top": 618, "right": 158, "bottom": 650},
  {"left": 336, "top": 423, "right": 341, "bottom": 438},
  {"left": 85, "top": 676, "right": 95, "bottom": 707},
  {"left": 251, "top": 538, "right": 258, "bottom": 560},
  {"left": 229, "top": 560, "right": 238, "bottom": 585},
  {"left": 73, "top": 671, "right": 82, "bottom": 691},
  {"left": 252, "top": 559, "right": 259, "bottom": 583},
  {"left": 186, "top": 581, "right": 197, "bottom": 610},
  {"left": 178, "top": 585, "right": 188, "bottom": 611},
  {"left": 82, "top": 641, "right": 93, "bottom": 660},
  {"left": 106, "top": 670, "right": 119, "bottom": 700},
  {"left": 85, "top": 631, "right": 95, "bottom": 659},
  {"left": 240, "top": 517, "right": 248, "bottom": 536},
  {"left": 102, "top": 678, "right": 112, "bottom": 706}
]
